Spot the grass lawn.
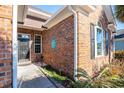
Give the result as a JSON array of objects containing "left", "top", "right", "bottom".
[{"left": 42, "top": 67, "right": 68, "bottom": 83}]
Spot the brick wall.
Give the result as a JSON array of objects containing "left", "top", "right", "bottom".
[
  {"left": 77, "top": 6, "right": 113, "bottom": 76},
  {"left": 18, "top": 28, "right": 42, "bottom": 62},
  {"left": 0, "top": 5, "right": 12, "bottom": 88},
  {"left": 42, "top": 15, "right": 74, "bottom": 78}
]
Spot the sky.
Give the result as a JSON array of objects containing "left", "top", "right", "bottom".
[
  {"left": 33, "top": 5, "right": 124, "bottom": 30},
  {"left": 33, "top": 5, "right": 63, "bottom": 14}
]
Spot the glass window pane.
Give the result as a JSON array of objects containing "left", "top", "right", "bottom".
[
  {"left": 35, "top": 36, "right": 41, "bottom": 44},
  {"left": 97, "top": 28, "right": 103, "bottom": 56},
  {"left": 35, "top": 35, "right": 41, "bottom": 53},
  {"left": 35, "top": 45, "right": 41, "bottom": 53},
  {"left": 97, "top": 43, "right": 102, "bottom": 55}
]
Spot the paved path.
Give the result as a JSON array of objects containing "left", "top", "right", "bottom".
[{"left": 17, "top": 64, "right": 56, "bottom": 88}]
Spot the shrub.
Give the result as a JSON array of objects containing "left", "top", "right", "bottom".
[
  {"left": 114, "top": 50, "right": 124, "bottom": 61},
  {"left": 72, "top": 62, "right": 124, "bottom": 88}
]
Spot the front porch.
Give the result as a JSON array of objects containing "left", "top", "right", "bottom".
[{"left": 17, "top": 28, "right": 43, "bottom": 65}]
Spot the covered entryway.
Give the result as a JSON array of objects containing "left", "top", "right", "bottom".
[{"left": 18, "top": 33, "right": 31, "bottom": 63}]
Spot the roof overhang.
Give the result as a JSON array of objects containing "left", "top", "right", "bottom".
[
  {"left": 18, "top": 24, "right": 43, "bottom": 31},
  {"left": 103, "top": 5, "right": 116, "bottom": 32},
  {"left": 43, "top": 6, "right": 73, "bottom": 29},
  {"left": 43, "top": 5, "right": 96, "bottom": 29},
  {"left": 17, "top": 5, "right": 52, "bottom": 31}
]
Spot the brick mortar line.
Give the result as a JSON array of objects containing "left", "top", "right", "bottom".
[{"left": 0, "top": 16, "right": 12, "bottom": 20}]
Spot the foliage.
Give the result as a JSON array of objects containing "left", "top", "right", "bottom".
[
  {"left": 114, "top": 50, "right": 124, "bottom": 61},
  {"left": 42, "top": 66, "right": 68, "bottom": 83},
  {"left": 41, "top": 62, "right": 124, "bottom": 88},
  {"left": 115, "top": 5, "right": 124, "bottom": 23},
  {"left": 72, "top": 61, "right": 124, "bottom": 88}
]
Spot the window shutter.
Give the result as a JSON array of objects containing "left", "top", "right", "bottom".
[
  {"left": 90, "top": 23, "right": 95, "bottom": 59},
  {"left": 105, "top": 31, "right": 109, "bottom": 55}
]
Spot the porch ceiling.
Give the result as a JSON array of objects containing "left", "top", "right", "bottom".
[{"left": 17, "top": 5, "right": 52, "bottom": 31}]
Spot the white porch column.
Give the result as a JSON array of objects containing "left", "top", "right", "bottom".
[{"left": 12, "top": 5, "right": 18, "bottom": 88}]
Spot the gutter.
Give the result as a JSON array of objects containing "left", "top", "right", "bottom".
[
  {"left": 12, "top": 5, "right": 18, "bottom": 88},
  {"left": 68, "top": 6, "right": 78, "bottom": 81}
]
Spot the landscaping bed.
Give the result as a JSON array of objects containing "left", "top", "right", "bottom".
[
  {"left": 114, "top": 50, "right": 124, "bottom": 61},
  {"left": 39, "top": 65, "right": 74, "bottom": 88},
  {"left": 40, "top": 61, "right": 124, "bottom": 88}
]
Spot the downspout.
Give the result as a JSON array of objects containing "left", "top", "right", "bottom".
[
  {"left": 12, "top": 5, "right": 18, "bottom": 88},
  {"left": 68, "top": 6, "right": 78, "bottom": 81}
]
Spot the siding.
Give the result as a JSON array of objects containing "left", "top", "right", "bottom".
[{"left": 0, "top": 5, "right": 12, "bottom": 88}]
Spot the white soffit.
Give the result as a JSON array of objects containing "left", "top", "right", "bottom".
[
  {"left": 44, "top": 5, "right": 96, "bottom": 29},
  {"left": 44, "top": 6, "right": 73, "bottom": 29},
  {"left": 18, "top": 24, "right": 43, "bottom": 31},
  {"left": 24, "top": 18, "right": 44, "bottom": 29},
  {"left": 28, "top": 7, "right": 52, "bottom": 18},
  {"left": 18, "top": 5, "right": 52, "bottom": 30}
]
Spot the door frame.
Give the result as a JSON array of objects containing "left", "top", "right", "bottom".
[{"left": 18, "top": 33, "right": 31, "bottom": 62}]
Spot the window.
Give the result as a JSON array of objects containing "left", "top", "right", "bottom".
[
  {"left": 35, "top": 35, "right": 41, "bottom": 53},
  {"left": 95, "top": 26, "right": 104, "bottom": 57}
]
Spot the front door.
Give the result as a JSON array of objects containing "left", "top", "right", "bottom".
[{"left": 18, "top": 34, "right": 30, "bottom": 63}]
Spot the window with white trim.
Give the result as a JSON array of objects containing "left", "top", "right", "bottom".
[
  {"left": 95, "top": 26, "right": 104, "bottom": 57},
  {"left": 35, "top": 35, "right": 41, "bottom": 53}
]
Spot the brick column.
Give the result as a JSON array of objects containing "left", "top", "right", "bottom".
[{"left": 0, "top": 5, "right": 12, "bottom": 88}]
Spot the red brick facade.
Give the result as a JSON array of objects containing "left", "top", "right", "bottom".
[
  {"left": 0, "top": 5, "right": 12, "bottom": 88},
  {"left": 42, "top": 15, "right": 74, "bottom": 77},
  {"left": 17, "top": 6, "right": 114, "bottom": 79},
  {"left": 0, "top": 5, "right": 114, "bottom": 88},
  {"left": 18, "top": 16, "right": 74, "bottom": 78}
]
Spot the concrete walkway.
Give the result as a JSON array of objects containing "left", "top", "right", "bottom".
[{"left": 17, "top": 64, "right": 56, "bottom": 88}]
